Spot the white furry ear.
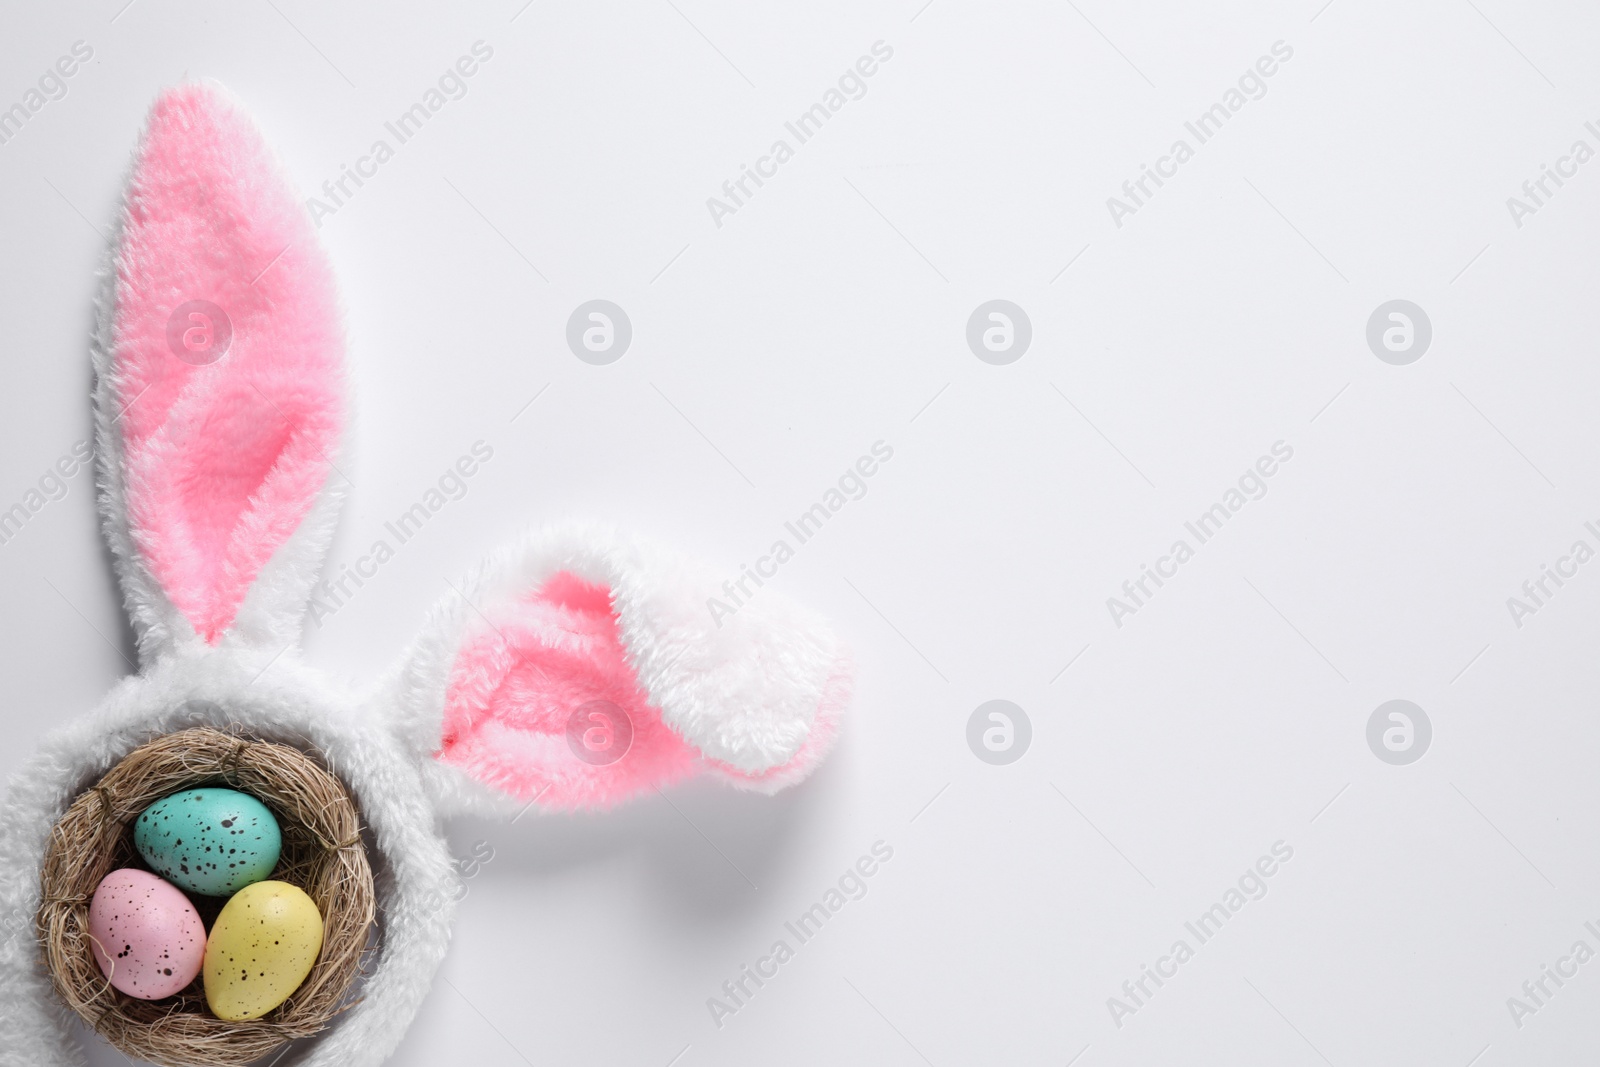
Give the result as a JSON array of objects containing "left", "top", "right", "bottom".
[
  {"left": 383, "top": 523, "right": 852, "bottom": 815},
  {"left": 95, "top": 81, "right": 348, "bottom": 664}
]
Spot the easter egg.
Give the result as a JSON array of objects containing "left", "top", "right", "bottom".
[
  {"left": 134, "top": 787, "right": 282, "bottom": 896},
  {"left": 88, "top": 868, "right": 206, "bottom": 999},
  {"left": 203, "top": 880, "right": 324, "bottom": 1021}
]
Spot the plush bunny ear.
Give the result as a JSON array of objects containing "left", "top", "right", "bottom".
[
  {"left": 95, "top": 82, "right": 346, "bottom": 660},
  {"left": 388, "top": 525, "right": 851, "bottom": 811}
]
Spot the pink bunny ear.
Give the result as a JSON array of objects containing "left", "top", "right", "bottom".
[
  {"left": 391, "top": 525, "right": 851, "bottom": 811},
  {"left": 96, "top": 83, "right": 345, "bottom": 656}
]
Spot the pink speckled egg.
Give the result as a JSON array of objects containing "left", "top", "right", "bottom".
[{"left": 88, "top": 868, "right": 206, "bottom": 999}]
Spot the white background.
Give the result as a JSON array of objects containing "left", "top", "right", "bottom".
[{"left": 4, "top": 1, "right": 1600, "bottom": 1064}]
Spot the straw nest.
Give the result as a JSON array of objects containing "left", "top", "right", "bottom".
[{"left": 36, "top": 727, "right": 375, "bottom": 1066}]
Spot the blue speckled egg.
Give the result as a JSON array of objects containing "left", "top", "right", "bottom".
[{"left": 134, "top": 788, "right": 282, "bottom": 896}]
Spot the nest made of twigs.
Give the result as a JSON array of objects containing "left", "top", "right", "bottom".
[{"left": 36, "top": 727, "right": 376, "bottom": 1067}]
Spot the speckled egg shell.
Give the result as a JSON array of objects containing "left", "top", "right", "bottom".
[
  {"left": 88, "top": 868, "right": 206, "bottom": 1000},
  {"left": 134, "top": 787, "right": 282, "bottom": 896},
  {"left": 203, "top": 880, "right": 325, "bottom": 1021}
]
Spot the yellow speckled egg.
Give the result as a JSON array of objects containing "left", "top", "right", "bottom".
[{"left": 202, "top": 880, "right": 324, "bottom": 1021}]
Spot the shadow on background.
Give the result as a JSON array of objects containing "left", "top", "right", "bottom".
[{"left": 445, "top": 750, "right": 847, "bottom": 929}]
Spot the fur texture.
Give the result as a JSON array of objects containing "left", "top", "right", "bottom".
[
  {"left": 392, "top": 523, "right": 852, "bottom": 813},
  {"left": 110, "top": 83, "right": 345, "bottom": 648},
  {"left": 0, "top": 80, "right": 850, "bottom": 1066},
  {"left": 0, "top": 653, "right": 457, "bottom": 1067}
]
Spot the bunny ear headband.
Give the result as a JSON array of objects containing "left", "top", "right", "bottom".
[{"left": 0, "top": 82, "right": 850, "bottom": 1066}]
